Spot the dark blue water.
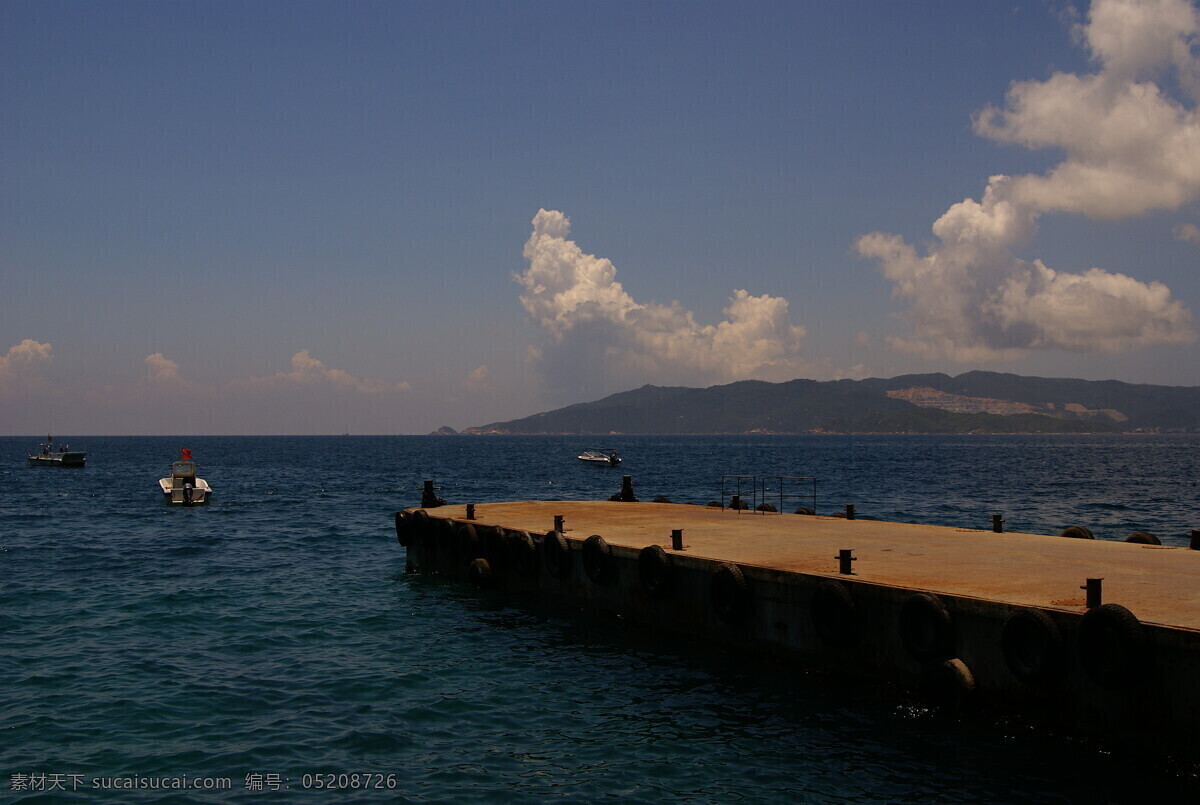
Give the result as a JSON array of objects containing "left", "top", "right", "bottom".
[{"left": 3, "top": 435, "right": 1198, "bottom": 802}]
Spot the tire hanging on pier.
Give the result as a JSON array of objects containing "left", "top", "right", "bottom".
[
  {"left": 543, "top": 530, "right": 572, "bottom": 579},
  {"left": 435, "top": 517, "right": 457, "bottom": 560},
  {"left": 921, "top": 657, "right": 976, "bottom": 711},
  {"left": 455, "top": 523, "right": 481, "bottom": 564},
  {"left": 638, "top": 545, "right": 674, "bottom": 598},
  {"left": 484, "top": 526, "right": 509, "bottom": 572},
  {"left": 395, "top": 511, "right": 414, "bottom": 546},
  {"left": 1001, "top": 608, "right": 1063, "bottom": 685},
  {"left": 508, "top": 530, "right": 538, "bottom": 576},
  {"left": 468, "top": 557, "right": 494, "bottom": 589},
  {"left": 410, "top": 509, "right": 431, "bottom": 554},
  {"left": 810, "top": 579, "right": 860, "bottom": 649},
  {"left": 1059, "top": 526, "right": 1095, "bottom": 540},
  {"left": 711, "top": 563, "right": 750, "bottom": 625},
  {"left": 1078, "top": 603, "right": 1144, "bottom": 688},
  {"left": 582, "top": 534, "right": 615, "bottom": 585},
  {"left": 899, "top": 593, "right": 955, "bottom": 664}
]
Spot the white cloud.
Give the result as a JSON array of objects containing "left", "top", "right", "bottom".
[
  {"left": 516, "top": 209, "right": 821, "bottom": 394},
  {"left": 0, "top": 339, "right": 53, "bottom": 372},
  {"left": 1175, "top": 222, "right": 1200, "bottom": 243},
  {"left": 0, "top": 339, "right": 53, "bottom": 389},
  {"left": 464, "top": 364, "right": 490, "bottom": 392},
  {"left": 145, "top": 353, "right": 182, "bottom": 382},
  {"left": 857, "top": 0, "right": 1198, "bottom": 361},
  {"left": 236, "top": 349, "right": 396, "bottom": 394}
]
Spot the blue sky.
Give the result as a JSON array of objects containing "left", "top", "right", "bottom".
[{"left": 4, "top": 0, "right": 1200, "bottom": 434}]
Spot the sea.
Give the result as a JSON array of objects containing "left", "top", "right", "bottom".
[{"left": 3, "top": 433, "right": 1199, "bottom": 803}]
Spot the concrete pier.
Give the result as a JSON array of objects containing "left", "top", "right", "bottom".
[{"left": 396, "top": 500, "right": 1200, "bottom": 757}]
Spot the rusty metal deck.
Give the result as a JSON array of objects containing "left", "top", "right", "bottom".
[{"left": 426, "top": 501, "right": 1200, "bottom": 630}]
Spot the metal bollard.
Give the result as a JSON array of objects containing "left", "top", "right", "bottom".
[
  {"left": 554, "top": 514, "right": 564, "bottom": 532},
  {"left": 1191, "top": 529, "right": 1200, "bottom": 550},
  {"left": 1081, "top": 578, "right": 1103, "bottom": 609},
  {"left": 992, "top": 514, "right": 1004, "bottom": 533},
  {"left": 845, "top": 504, "right": 855, "bottom": 520},
  {"left": 837, "top": 549, "right": 857, "bottom": 575},
  {"left": 465, "top": 504, "right": 475, "bottom": 520},
  {"left": 671, "top": 529, "right": 683, "bottom": 551},
  {"left": 619, "top": 475, "right": 636, "bottom": 501}
]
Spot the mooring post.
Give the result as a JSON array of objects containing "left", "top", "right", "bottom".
[
  {"left": 554, "top": 514, "right": 565, "bottom": 533},
  {"left": 671, "top": 529, "right": 683, "bottom": 551},
  {"left": 992, "top": 513, "right": 1004, "bottom": 533},
  {"left": 1081, "top": 578, "right": 1103, "bottom": 609},
  {"left": 465, "top": 504, "right": 475, "bottom": 520},
  {"left": 837, "top": 549, "right": 857, "bottom": 575},
  {"left": 620, "top": 475, "right": 636, "bottom": 501},
  {"left": 421, "top": 480, "right": 444, "bottom": 508},
  {"left": 1191, "top": 529, "right": 1200, "bottom": 550},
  {"left": 845, "top": 504, "right": 855, "bottom": 520}
]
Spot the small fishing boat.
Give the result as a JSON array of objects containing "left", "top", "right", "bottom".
[
  {"left": 27, "top": 436, "right": 86, "bottom": 467},
  {"left": 577, "top": 448, "right": 621, "bottom": 466},
  {"left": 158, "top": 448, "right": 212, "bottom": 506}
]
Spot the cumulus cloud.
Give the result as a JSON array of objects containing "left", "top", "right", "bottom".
[
  {"left": 857, "top": 0, "right": 1198, "bottom": 360},
  {"left": 464, "top": 364, "right": 491, "bottom": 392},
  {"left": 0, "top": 339, "right": 53, "bottom": 372},
  {"left": 236, "top": 350, "right": 399, "bottom": 394},
  {"left": 516, "top": 209, "right": 816, "bottom": 394},
  {"left": 1175, "top": 222, "right": 1200, "bottom": 243},
  {"left": 145, "top": 353, "right": 182, "bottom": 382},
  {"left": 0, "top": 339, "right": 53, "bottom": 388}
]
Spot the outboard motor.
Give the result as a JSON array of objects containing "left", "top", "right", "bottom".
[{"left": 183, "top": 482, "right": 193, "bottom": 505}]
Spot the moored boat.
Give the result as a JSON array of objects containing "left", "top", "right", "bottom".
[
  {"left": 578, "top": 448, "right": 621, "bottom": 466},
  {"left": 27, "top": 436, "right": 86, "bottom": 467},
  {"left": 158, "top": 448, "right": 212, "bottom": 505}
]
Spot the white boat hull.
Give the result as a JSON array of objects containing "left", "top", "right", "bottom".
[
  {"left": 158, "top": 477, "right": 212, "bottom": 505},
  {"left": 28, "top": 451, "right": 87, "bottom": 467}
]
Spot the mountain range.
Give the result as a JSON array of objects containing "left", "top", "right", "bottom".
[{"left": 459, "top": 371, "right": 1200, "bottom": 434}]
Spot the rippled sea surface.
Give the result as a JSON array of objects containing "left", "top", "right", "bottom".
[{"left": 3, "top": 434, "right": 1199, "bottom": 802}]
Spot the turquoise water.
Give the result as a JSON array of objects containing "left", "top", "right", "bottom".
[{"left": 3, "top": 434, "right": 1199, "bottom": 802}]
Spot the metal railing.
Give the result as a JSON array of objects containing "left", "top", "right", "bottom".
[{"left": 721, "top": 474, "right": 817, "bottom": 515}]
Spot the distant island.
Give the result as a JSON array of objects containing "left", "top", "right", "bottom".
[{"left": 463, "top": 371, "right": 1200, "bottom": 434}]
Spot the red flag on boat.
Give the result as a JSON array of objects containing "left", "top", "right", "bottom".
[{"left": 181, "top": 448, "right": 192, "bottom": 460}]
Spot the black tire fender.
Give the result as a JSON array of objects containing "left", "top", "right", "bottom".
[
  {"left": 484, "top": 526, "right": 509, "bottom": 571},
  {"left": 394, "top": 511, "right": 413, "bottom": 546},
  {"left": 435, "top": 517, "right": 457, "bottom": 558},
  {"left": 1124, "top": 531, "right": 1160, "bottom": 545},
  {"left": 711, "top": 563, "right": 750, "bottom": 624},
  {"left": 810, "top": 579, "right": 860, "bottom": 649},
  {"left": 1001, "top": 608, "right": 1063, "bottom": 685},
  {"left": 468, "top": 557, "right": 494, "bottom": 588},
  {"left": 409, "top": 509, "right": 430, "bottom": 549},
  {"left": 899, "top": 593, "right": 954, "bottom": 664},
  {"left": 1079, "top": 603, "right": 1144, "bottom": 688},
  {"left": 922, "top": 657, "right": 976, "bottom": 711},
  {"left": 542, "top": 530, "right": 571, "bottom": 579},
  {"left": 1059, "top": 526, "right": 1095, "bottom": 540},
  {"left": 638, "top": 545, "right": 674, "bottom": 598},
  {"left": 455, "top": 523, "right": 480, "bottom": 563},
  {"left": 508, "top": 530, "right": 538, "bottom": 576},
  {"left": 582, "top": 534, "right": 614, "bottom": 585}
]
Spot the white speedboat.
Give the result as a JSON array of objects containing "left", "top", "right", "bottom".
[
  {"left": 159, "top": 449, "right": 212, "bottom": 505},
  {"left": 27, "top": 436, "right": 86, "bottom": 467},
  {"left": 578, "top": 448, "right": 621, "bottom": 466}
]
